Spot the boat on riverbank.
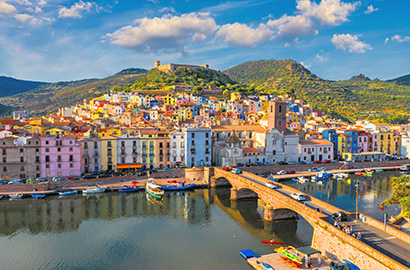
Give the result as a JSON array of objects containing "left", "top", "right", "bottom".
[
  {"left": 83, "top": 184, "right": 106, "bottom": 195},
  {"left": 162, "top": 182, "right": 195, "bottom": 191},
  {"left": 333, "top": 173, "right": 348, "bottom": 179},
  {"left": 256, "top": 260, "right": 275, "bottom": 270},
  {"left": 275, "top": 246, "right": 303, "bottom": 267},
  {"left": 297, "top": 176, "right": 308, "bottom": 183},
  {"left": 59, "top": 190, "right": 78, "bottom": 196},
  {"left": 118, "top": 185, "right": 140, "bottom": 192},
  {"left": 31, "top": 194, "right": 45, "bottom": 199},
  {"left": 9, "top": 194, "right": 23, "bottom": 199},
  {"left": 146, "top": 181, "right": 164, "bottom": 199},
  {"left": 311, "top": 171, "right": 332, "bottom": 181},
  {"left": 261, "top": 240, "right": 284, "bottom": 244}
]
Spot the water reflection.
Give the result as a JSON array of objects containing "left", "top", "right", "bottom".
[{"left": 288, "top": 171, "right": 401, "bottom": 221}]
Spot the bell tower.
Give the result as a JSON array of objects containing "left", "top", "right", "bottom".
[{"left": 267, "top": 101, "right": 286, "bottom": 133}]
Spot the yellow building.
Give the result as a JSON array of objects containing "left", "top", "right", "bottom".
[
  {"left": 139, "top": 129, "right": 157, "bottom": 169},
  {"left": 107, "top": 127, "right": 121, "bottom": 137},
  {"left": 30, "top": 125, "right": 46, "bottom": 134},
  {"left": 43, "top": 127, "right": 66, "bottom": 136},
  {"left": 337, "top": 133, "right": 352, "bottom": 156},
  {"left": 378, "top": 131, "right": 395, "bottom": 155},
  {"left": 230, "top": 92, "right": 241, "bottom": 100},
  {"left": 101, "top": 135, "right": 117, "bottom": 171}
]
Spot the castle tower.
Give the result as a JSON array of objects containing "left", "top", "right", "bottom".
[
  {"left": 267, "top": 101, "right": 286, "bottom": 133},
  {"left": 155, "top": 60, "right": 160, "bottom": 68}
]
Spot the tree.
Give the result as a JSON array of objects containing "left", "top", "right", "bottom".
[{"left": 223, "top": 89, "right": 229, "bottom": 98}]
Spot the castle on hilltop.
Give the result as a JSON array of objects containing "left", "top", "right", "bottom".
[{"left": 155, "top": 60, "right": 209, "bottom": 74}]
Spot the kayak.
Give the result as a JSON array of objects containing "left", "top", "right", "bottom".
[
  {"left": 256, "top": 260, "right": 275, "bottom": 270},
  {"left": 261, "top": 240, "right": 284, "bottom": 244}
]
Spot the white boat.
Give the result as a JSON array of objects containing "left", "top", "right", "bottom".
[
  {"left": 312, "top": 171, "right": 332, "bottom": 181},
  {"left": 146, "top": 181, "right": 164, "bottom": 199},
  {"left": 83, "top": 184, "right": 106, "bottom": 195},
  {"left": 333, "top": 173, "right": 349, "bottom": 179},
  {"left": 59, "top": 190, "right": 78, "bottom": 196},
  {"left": 297, "top": 176, "right": 309, "bottom": 183},
  {"left": 9, "top": 193, "right": 23, "bottom": 199}
]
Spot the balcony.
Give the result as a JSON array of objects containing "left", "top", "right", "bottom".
[
  {"left": 93, "top": 152, "right": 99, "bottom": 157},
  {"left": 142, "top": 153, "right": 147, "bottom": 157},
  {"left": 205, "top": 151, "right": 210, "bottom": 155},
  {"left": 132, "top": 152, "right": 138, "bottom": 156},
  {"left": 190, "top": 150, "right": 196, "bottom": 155},
  {"left": 83, "top": 152, "right": 89, "bottom": 158}
]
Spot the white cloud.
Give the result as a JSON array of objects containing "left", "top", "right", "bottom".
[
  {"left": 105, "top": 12, "right": 218, "bottom": 53},
  {"left": 391, "top": 34, "right": 410, "bottom": 43},
  {"left": 216, "top": 22, "right": 273, "bottom": 48},
  {"left": 159, "top": 7, "right": 175, "bottom": 14},
  {"left": 364, "top": 5, "right": 378, "bottom": 14},
  {"left": 385, "top": 37, "right": 389, "bottom": 43},
  {"left": 300, "top": 61, "right": 311, "bottom": 68},
  {"left": 37, "top": 0, "right": 46, "bottom": 6},
  {"left": 58, "top": 1, "right": 94, "bottom": 18},
  {"left": 11, "top": 0, "right": 32, "bottom": 6},
  {"left": 331, "top": 33, "right": 372, "bottom": 53},
  {"left": 296, "top": 0, "right": 360, "bottom": 26},
  {"left": 14, "top": 13, "right": 52, "bottom": 24},
  {"left": 267, "top": 14, "right": 317, "bottom": 39},
  {"left": 0, "top": 1, "right": 17, "bottom": 17},
  {"left": 316, "top": 50, "right": 329, "bottom": 62}
]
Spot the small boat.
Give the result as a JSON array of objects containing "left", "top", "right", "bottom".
[
  {"left": 333, "top": 173, "right": 348, "bottom": 179},
  {"left": 290, "top": 178, "right": 298, "bottom": 183},
  {"left": 59, "top": 190, "right": 78, "bottom": 196},
  {"left": 162, "top": 182, "right": 195, "bottom": 191},
  {"left": 239, "top": 249, "right": 260, "bottom": 260},
  {"left": 297, "top": 176, "right": 308, "bottom": 183},
  {"left": 311, "top": 171, "right": 332, "bottom": 181},
  {"left": 275, "top": 246, "right": 303, "bottom": 266},
  {"left": 355, "top": 172, "right": 365, "bottom": 176},
  {"left": 365, "top": 171, "right": 373, "bottom": 176},
  {"left": 341, "top": 259, "right": 360, "bottom": 270},
  {"left": 146, "top": 181, "right": 164, "bottom": 199},
  {"left": 31, "top": 194, "right": 45, "bottom": 199},
  {"left": 118, "top": 185, "right": 140, "bottom": 192},
  {"left": 0, "top": 195, "right": 3, "bottom": 199},
  {"left": 261, "top": 240, "right": 284, "bottom": 244},
  {"left": 83, "top": 184, "right": 106, "bottom": 195},
  {"left": 375, "top": 169, "right": 383, "bottom": 173},
  {"left": 9, "top": 194, "right": 23, "bottom": 199},
  {"left": 256, "top": 260, "right": 275, "bottom": 270}
]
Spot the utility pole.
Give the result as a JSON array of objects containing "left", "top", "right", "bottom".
[
  {"left": 384, "top": 212, "right": 388, "bottom": 231},
  {"left": 355, "top": 180, "right": 359, "bottom": 222}
]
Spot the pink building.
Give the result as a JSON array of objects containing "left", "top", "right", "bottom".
[
  {"left": 176, "top": 99, "right": 188, "bottom": 106},
  {"left": 40, "top": 135, "right": 81, "bottom": 178},
  {"left": 358, "top": 131, "right": 368, "bottom": 152}
]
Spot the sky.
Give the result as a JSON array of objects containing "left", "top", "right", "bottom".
[{"left": 0, "top": 0, "right": 409, "bottom": 82}]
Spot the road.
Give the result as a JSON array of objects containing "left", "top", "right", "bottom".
[{"left": 241, "top": 172, "right": 410, "bottom": 268}]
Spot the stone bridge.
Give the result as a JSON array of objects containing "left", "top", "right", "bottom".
[{"left": 187, "top": 167, "right": 410, "bottom": 270}]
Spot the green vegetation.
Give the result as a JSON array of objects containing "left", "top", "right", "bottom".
[
  {"left": 387, "top": 74, "right": 410, "bottom": 86},
  {"left": 225, "top": 59, "right": 410, "bottom": 124},
  {"left": 381, "top": 176, "right": 410, "bottom": 218}
]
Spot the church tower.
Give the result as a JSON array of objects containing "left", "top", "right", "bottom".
[{"left": 267, "top": 101, "right": 286, "bottom": 133}]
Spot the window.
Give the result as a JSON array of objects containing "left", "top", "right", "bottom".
[
  {"left": 36, "top": 156, "right": 40, "bottom": 162},
  {"left": 21, "top": 166, "right": 24, "bottom": 171},
  {"left": 20, "top": 157, "right": 24, "bottom": 162},
  {"left": 107, "top": 141, "right": 112, "bottom": 147},
  {"left": 36, "top": 148, "right": 39, "bottom": 153},
  {"left": 45, "top": 148, "right": 49, "bottom": 152},
  {"left": 150, "top": 142, "right": 154, "bottom": 148},
  {"left": 70, "top": 141, "right": 72, "bottom": 144},
  {"left": 159, "top": 142, "right": 163, "bottom": 148},
  {"left": 133, "top": 141, "right": 137, "bottom": 147},
  {"left": 57, "top": 148, "right": 61, "bottom": 152},
  {"left": 2, "top": 149, "right": 5, "bottom": 155},
  {"left": 94, "top": 142, "right": 97, "bottom": 148},
  {"left": 84, "top": 142, "right": 88, "bottom": 149},
  {"left": 45, "top": 156, "right": 50, "bottom": 162},
  {"left": 2, "top": 157, "right": 6, "bottom": 163},
  {"left": 85, "top": 159, "right": 88, "bottom": 165},
  {"left": 279, "top": 105, "right": 282, "bottom": 113},
  {"left": 70, "top": 163, "right": 73, "bottom": 168},
  {"left": 3, "top": 166, "right": 6, "bottom": 172},
  {"left": 70, "top": 155, "right": 73, "bottom": 162},
  {"left": 57, "top": 155, "right": 61, "bottom": 162},
  {"left": 122, "top": 158, "right": 125, "bottom": 163},
  {"left": 167, "top": 142, "right": 170, "bottom": 148},
  {"left": 206, "top": 133, "right": 209, "bottom": 138},
  {"left": 58, "top": 164, "right": 61, "bottom": 168},
  {"left": 191, "top": 133, "right": 195, "bottom": 138},
  {"left": 142, "top": 158, "right": 146, "bottom": 163},
  {"left": 36, "top": 165, "right": 40, "bottom": 171},
  {"left": 69, "top": 147, "right": 73, "bottom": 151},
  {"left": 20, "top": 148, "right": 23, "bottom": 153},
  {"left": 46, "top": 141, "right": 49, "bottom": 145},
  {"left": 121, "top": 141, "right": 125, "bottom": 147}
]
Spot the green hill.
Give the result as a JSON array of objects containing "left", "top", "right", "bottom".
[
  {"left": 0, "top": 76, "right": 47, "bottom": 98},
  {"left": 225, "top": 59, "right": 410, "bottom": 123},
  {"left": 387, "top": 74, "right": 410, "bottom": 86},
  {"left": 0, "top": 68, "right": 148, "bottom": 116}
]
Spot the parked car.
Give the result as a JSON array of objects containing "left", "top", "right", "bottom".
[
  {"left": 67, "top": 176, "right": 81, "bottom": 181},
  {"left": 290, "top": 193, "right": 306, "bottom": 201},
  {"left": 52, "top": 177, "right": 66, "bottom": 182},
  {"left": 286, "top": 170, "right": 296, "bottom": 174},
  {"left": 8, "top": 180, "right": 22, "bottom": 184},
  {"left": 222, "top": 166, "right": 232, "bottom": 171},
  {"left": 323, "top": 160, "right": 331, "bottom": 163},
  {"left": 314, "top": 160, "right": 322, "bottom": 164},
  {"left": 308, "top": 167, "right": 319, "bottom": 172},
  {"left": 277, "top": 161, "right": 288, "bottom": 165},
  {"left": 289, "top": 161, "right": 297, "bottom": 165},
  {"left": 36, "top": 177, "right": 48, "bottom": 182},
  {"left": 263, "top": 162, "right": 272, "bottom": 166},
  {"left": 299, "top": 161, "right": 307, "bottom": 164},
  {"left": 319, "top": 167, "right": 327, "bottom": 171},
  {"left": 0, "top": 179, "right": 9, "bottom": 185},
  {"left": 332, "top": 211, "right": 348, "bottom": 221},
  {"left": 163, "top": 167, "right": 172, "bottom": 171},
  {"left": 83, "top": 175, "right": 97, "bottom": 179},
  {"left": 236, "top": 163, "right": 244, "bottom": 167},
  {"left": 255, "top": 162, "right": 264, "bottom": 166},
  {"left": 277, "top": 170, "right": 287, "bottom": 175},
  {"left": 265, "top": 182, "right": 278, "bottom": 189},
  {"left": 330, "top": 259, "right": 358, "bottom": 270},
  {"left": 231, "top": 168, "right": 241, "bottom": 174}
]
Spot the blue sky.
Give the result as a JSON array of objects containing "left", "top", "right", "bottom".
[{"left": 0, "top": 0, "right": 409, "bottom": 82}]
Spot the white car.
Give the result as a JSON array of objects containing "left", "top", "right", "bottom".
[
  {"left": 265, "top": 182, "right": 278, "bottom": 189},
  {"left": 231, "top": 168, "right": 241, "bottom": 174},
  {"left": 277, "top": 170, "right": 287, "bottom": 175},
  {"left": 290, "top": 193, "right": 306, "bottom": 201}
]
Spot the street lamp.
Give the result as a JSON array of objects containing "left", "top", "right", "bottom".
[{"left": 355, "top": 180, "right": 360, "bottom": 222}]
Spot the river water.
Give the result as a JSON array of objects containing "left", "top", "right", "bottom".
[{"left": 0, "top": 171, "right": 400, "bottom": 269}]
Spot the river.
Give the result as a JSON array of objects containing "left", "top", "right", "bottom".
[{"left": 0, "top": 171, "right": 400, "bottom": 269}]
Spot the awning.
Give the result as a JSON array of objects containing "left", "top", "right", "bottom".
[
  {"left": 296, "top": 246, "right": 321, "bottom": 256},
  {"left": 117, "top": 163, "right": 141, "bottom": 169}
]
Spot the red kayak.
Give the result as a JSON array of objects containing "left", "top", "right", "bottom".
[{"left": 261, "top": 240, "right": 284, "bottom": 244}]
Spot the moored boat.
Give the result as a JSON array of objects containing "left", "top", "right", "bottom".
[
  {"left": 162, "top": 182, "right": 195, "bottom": 191},
  {"left": 9, "top": 193, "right": 23, "bottom": 199},
  {"left": 83, "top": 184, "right": 106, "bottom": 195},
  {"left": 311, "top": 171, "right": 332, "bottom": 181},
  {"left": 118, "top": 185, "right": 140, "bottom": 192},
  {"left": 31, "top": 194, "right": 45, "bottom": 199},
  {"left": 375, "top": 169, "right": 383, "bottom": 173},
  {"left": 297, "top": 176, "right": 308, "bottom": 183},
  {"left": 355, "top": 172, "right": 365, "bottom": 176},
  {"left": 333, "top": 173, "right": 348, "bottom": 179},
  {"left": 59, "top": 190, "right": 78, "bottom": 196},
  {"left": 275, "top": 246, "right": 303, "bottom": 266},
  {"left": 146, "top": 181, "right": 164, "bottom": 199},
  {"left": 341, "top": 259, "right": 360, "bottom": 270}
]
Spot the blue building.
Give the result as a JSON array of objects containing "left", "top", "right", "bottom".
[
  {"left": 322, "top": 129, "right": 338, "bottom": 158},
  {"left": 184, "top": 127, "right": 212, "bottom": 167}
]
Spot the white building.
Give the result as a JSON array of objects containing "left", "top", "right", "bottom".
[
  {"left": 117, "top": 134, "right": 141, "bottom": 169},
  {"left": 170, "top": 129, "right": 185, "bottom": 167},
  {"left": 298, "top": 139, "right": 334, "bottom": 163}
]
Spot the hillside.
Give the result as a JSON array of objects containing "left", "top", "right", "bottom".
[
  {"left": 225, "top": 59, "right": 410, "bottom": 123},
  {"left": 387, "top": 74, "right": 410, "bottom": 86},
  {"left": 0, "top": 76, "right": 47, "bottom": 98},
  {"left": 0, "top": 68, "right": 148, "bottom": 116}
]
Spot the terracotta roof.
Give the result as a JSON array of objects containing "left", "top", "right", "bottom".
[
  {"left": 299, "top": 139, "right": 332, "bottom": 145},
  {"left": 211, "top": 124, "right": 266, "bottom": 132},
  {"left": 243, "top": 147, "right": 260, "bottom": 153}
]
